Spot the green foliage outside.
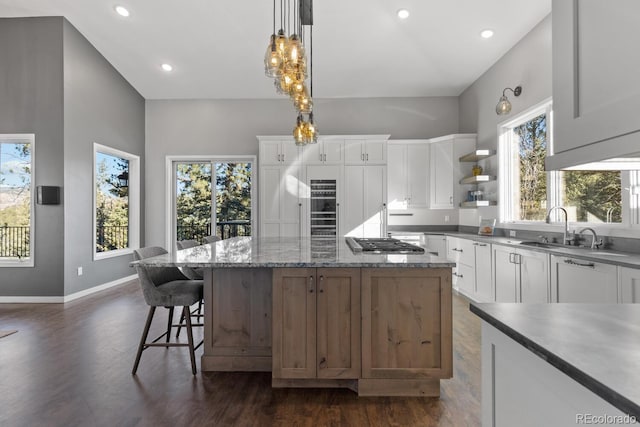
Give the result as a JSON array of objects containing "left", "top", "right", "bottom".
[
  {"left": 95, "top": 155, "right": 129, "bottom": 252},
  {"left": 515, "top": 114, "right": 548, "bottom": 221},
  {"left": 0, "top": 142, "right": 31, "bottom": 258},
  {"left": 176, "top": 162, "right": 251, "bottom": 242},
  {"left": 514, "top": 113, "right": 622, "bottom": 223}
]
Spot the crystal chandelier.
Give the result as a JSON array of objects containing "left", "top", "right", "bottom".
[{"left": 264, "top": 0, "right": 318, "bottom": 145}]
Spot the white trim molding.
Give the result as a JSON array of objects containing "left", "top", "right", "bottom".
[{"left": 0, "top": 274, "right": 137, "bottom": 303}]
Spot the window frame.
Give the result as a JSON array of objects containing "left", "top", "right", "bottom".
[
  {"left": 0, "top": 134, "right": 35, "bottom": 267},
  {"left": 164, "top": 155, "right": 257, "bottom": 251},
  {"left": 93, "top": 143, "right": 140, "bottom": 261},
  {"left": 498, "top": 98, "right": 640, "bottom": 236}
]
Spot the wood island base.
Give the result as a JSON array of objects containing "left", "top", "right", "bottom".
[{"left": 202, "top": 266, "right": 452, "bottom": 397}]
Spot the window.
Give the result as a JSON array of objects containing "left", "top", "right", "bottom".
[
  {"left": 0, "top": 134, "right": 34, "bottom": 266},
  {"left": 94, "top": 144, "right": 139, "bottom": 260},
  {"left": 499, "top": 101, "right": 625, "bottom": 225},
  {"left": 170, "top": 157, "right": 254, "bottom": 247}
]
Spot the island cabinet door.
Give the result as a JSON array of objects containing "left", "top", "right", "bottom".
[
  {"left": 361, "top": 268, "right": 453, "bottom": 379},
  {"left": 272, "top": 268, "right": 317, "bottom": 379},
  {"left": 316, "top": 268, "right": 361, "bottom": 379}
]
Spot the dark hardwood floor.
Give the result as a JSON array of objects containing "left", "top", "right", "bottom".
[{"left": 0, "top": 281, "right": 481, "bottom": 426}]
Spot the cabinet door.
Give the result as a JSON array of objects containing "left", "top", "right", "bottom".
[
  {"left": 322, "top": 139, "right": 344, "bottom": 164},
  {"left": 316, "top": 268, "right": 361, "bottom": 379},
  {"left": 280, "top": 165, "right": 304, "bottom": 238},
  {"left": 344, "top": 140, "right": 364, "bottom": 165},
  {"left": 406, "top": 144, "right": 429, "bottom": 207},
  {"left": 361, "top": 268, "right": 452, "bottom": 379},
  {"left": 364, "top": 140, "right": 386, "bottom": 164},
  {"left": 552, "top": 0, "right": 640, "bottom": 164},
  {"left": 301, "top": 143, "right": 323, "bottom": 165},
  {"left": 386, "top": 144, "right": 407, "bottom": 209},
  {"left": 551, "top": 256, "right": 618, "bottom": 303},
  {"left": 272, "top": 268, "right": 316, "bottom": 379},
  {"left": 493, "top": 245, "right": 517, "bottom": 303},
  {"left": 518, "top": 249, "right": 549, "bottom": 303},
  {"left": 260, "top": 166, "right": 282, "bottom": 237},
  {"left": 455, "top": 262, "right": 475, "bottom": 297},
  {"left": 280, "top": 143, "right": 299, "bottom": 165},
  {"left": 426, "top": 235, "right": 447, "bottom": 258},
  {"left": 619, "top": 267, "right": 640, "bottom": 303},
  {"left": 343, "top": 166, "right": 364, "bottom": 237},
  {"left": 474, "top": 243, "right": 493, "bottom": 302},
  {"left": 260, "top": 141, "right": 282, "bottom": 165},
  {"left": 363, "top": 166, "right": 386, "bottom": 238},
  {"left": 429, "top": 141, "right": 454, "bottom": 209}
]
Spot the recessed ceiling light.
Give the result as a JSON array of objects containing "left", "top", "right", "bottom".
[
  {"left": 114, "top": 5, "right": 130, "bottom": 17},
  {"left": 161, "top": 63, "right": 173, "bottom": 72},
  {"left": 480, "top": 29, "right": 494, "bottom": 39},
  {"left": 397, "top": 9, "right": 410, "bottom": 19}
]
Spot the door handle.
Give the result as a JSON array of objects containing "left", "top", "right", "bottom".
[
  {"left": 449, "top": 196, "right": 453, "bottom": 205},
  {"left": 298, "top": 203, "right": 302, "bottom": 237},
  {"left": 318, "top": 275, "right": 324, "bottom": 293},
  {"left": 336, "top": 203, "right": 340, "bottom": 238},
  {"left": 366, "top": 153, "right": 369, "bottom": 161},
  {"left": 309, "top": 275, "right": 314, "bottom": 293}
]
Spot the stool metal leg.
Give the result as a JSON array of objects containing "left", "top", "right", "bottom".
[
  {"left": 183, "top": 306, "right": 197, "bottom": 375},
  {"left": 132, "top": 306, "right": 156, "bottom": 375},
  {"left": 166, "top": 307, "right": 174, "bottom": 346}
]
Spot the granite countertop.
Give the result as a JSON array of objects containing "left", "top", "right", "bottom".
[
  {"left": 424, "top": 232, "right": 640, "bottom": 269},
  {"left": 470, "top": 303, "right": 640, "bottom": 419},
  {"left": 131, "top": 237, "right": 455, "bottom": 268}
]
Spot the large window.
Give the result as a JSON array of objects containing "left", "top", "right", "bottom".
[
  {"left": 171, "top": 158, "right": 253, "bottom": 246},
  {"left": 500, "top": 101, "right": 626, "bottom": 225},
  {"left": 94, "top": 144, "right": 139, "bottom": 259},
  {"left": 0, "top": 134, "right": 34, "bottom": 266}
]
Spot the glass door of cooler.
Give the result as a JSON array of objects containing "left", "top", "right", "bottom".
[{"left": 309, "top": 179, "right": 337, "bottom": 240}]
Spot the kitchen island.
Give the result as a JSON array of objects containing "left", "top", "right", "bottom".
[
  {"left": 137, "top": 237, "right": 455, "bottom": 396},
  {"left": 471, "top": 303, "right": 640, "bottom": 426}
]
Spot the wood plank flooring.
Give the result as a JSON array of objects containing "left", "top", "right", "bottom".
[{"left": 0, "top": 280, "right": 481, "bottom": 426}]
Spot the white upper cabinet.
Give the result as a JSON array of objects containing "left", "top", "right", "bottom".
[
  {"left": 260, "top": 138, "right": 300, "bottom": 165},
  {"left": 344, "top": 139, "right": 387, "bottom": 165},
  {"left": 343, "top": 165, "right": 386, "bottom": 238},
  {"left": 301, "top": 138, "right": 344, "bottom": 165},
  {"left": 548, "top": 0, "right": 640, "bottom": 169},
  {"left": 387, "top": 141, "right": 429, "bottom": 209},
  {"left": 429, "top": 134, "right": 475, "bottom": 209}
]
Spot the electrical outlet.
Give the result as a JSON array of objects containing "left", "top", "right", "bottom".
[
  {"left": 77, "top": 267, "right": 83, "bottom": 276},
  {"left": 444, "top": 215, "right": 450, "bottom": 223},
  {"left": 509, "top": 230, "right": 516, "bottom": 237}
]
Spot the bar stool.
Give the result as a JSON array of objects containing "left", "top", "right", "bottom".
[
  {"left": 132, "top": 246, "right": 203, "bottom": 375},
  {"left": 175, "top": 239, "right": 205, "bottom": 337}
]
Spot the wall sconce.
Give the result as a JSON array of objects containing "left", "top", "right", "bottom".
[{"left": 495, "top": 86, "right": 522, "bottom": 115}]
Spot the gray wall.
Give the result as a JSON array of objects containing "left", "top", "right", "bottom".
[
  {"left": 63, "top": 20, "right": 145, "bottom": 295},
  {"left": 145, "top": 97, "right": 459, "bottom": 246},
  {"left": 0, "top": 17, "right": 65, "bottom": 296},
  {"left": 458, "top": 14, "right": 552, "bottom": 226}
]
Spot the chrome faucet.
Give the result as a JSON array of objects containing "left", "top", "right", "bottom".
[
  {"left": 578, "top": 227, "right": 603, "bottom": 249},
  {"left": 545, "top": 206, "right": 571, "bottom": 245}
]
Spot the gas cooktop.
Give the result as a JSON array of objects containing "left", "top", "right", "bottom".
[{"left": 345, "top": 237, "right": 425, "bottom": 254}]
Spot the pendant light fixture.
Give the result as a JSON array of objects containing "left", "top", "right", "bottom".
[{"left": 265, "top": 0, "right": 317, "bottom": 145}]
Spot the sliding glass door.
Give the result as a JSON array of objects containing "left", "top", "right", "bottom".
[{"left": 173, "top": 159, "right": 253, "bottom": 244}]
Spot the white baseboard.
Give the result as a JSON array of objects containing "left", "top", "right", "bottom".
[{"left": 0, "top": 274, "right": 137, "bottom": 304}]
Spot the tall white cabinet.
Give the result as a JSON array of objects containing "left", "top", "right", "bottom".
[
  {"left": 429, "top": 134, "right": 476, "bottom": 209},
  {"left": 258, "top": 135, "right": 389, "bottom": 239},
  {"left": 386, "top": 141, "right": 429, "bottom": 209}
]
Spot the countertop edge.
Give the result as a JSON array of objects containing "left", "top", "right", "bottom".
[
  {"left": 469, "top": 303, "right": 640, "bottom": 419},
  {"left": 131, "top": 261, "right": 456, "bottom": 268}
]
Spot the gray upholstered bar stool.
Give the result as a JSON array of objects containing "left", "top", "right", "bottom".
[
  {"left": 132, "top": 246, "right": 203, "bottom": 375},
  {"left": 175, "top": 239, "right": 204, "bottom": 337},
  {"left": 203, "top": 235, "right": 221, "bottom": 244}
]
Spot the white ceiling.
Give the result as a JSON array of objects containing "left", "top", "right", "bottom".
[{"left": 0, "top": 0, "right": 551, "bottom": 100}]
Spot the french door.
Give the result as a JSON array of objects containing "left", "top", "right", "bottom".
[{"left": 170, "top": 157, "right": 254, "bottom": 247}]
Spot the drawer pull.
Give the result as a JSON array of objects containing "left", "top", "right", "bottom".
[
  {"left": 564, "top": 259, "right": 595, "bottom": 268},
  {"left": 452, "top": 248, "right": 463, "bottom": 252},
  {"left": 453, "top": 272, "right": 463, "bottom": 278}
]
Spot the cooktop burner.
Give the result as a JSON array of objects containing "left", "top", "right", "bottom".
[{"left": 346, "top": 237, "right": 425, "bottom": 254}]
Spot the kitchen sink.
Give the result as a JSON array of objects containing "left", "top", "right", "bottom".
[{"left": 519, "top": 241, "right": 553, "bottom": 249}]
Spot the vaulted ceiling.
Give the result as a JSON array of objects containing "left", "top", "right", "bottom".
[{"left": 0, "top": 0, "right": 551, "bottom": 99}]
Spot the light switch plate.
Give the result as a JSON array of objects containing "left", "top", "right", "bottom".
[
  {"left": 509, "top": 230, "right": 516, "bottom": 237},
  {"left": 77, "top": 267, "right": 83, "bottom": 276}
]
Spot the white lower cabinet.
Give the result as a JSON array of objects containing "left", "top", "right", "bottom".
[
  {"left": 551, "top": 255, "right": 618, "bottom": 303},
  {"left": 493, "top": 245, "right": 549, "bottom": 303},
  {"left": 446, "top": 237, "right": 492, "bottom": 302},
  {"left": 425, "top": 235, "right": 447, "bottom": 258},
  {"left": 619, "top": 266, "right": 640, "bottom": 303}
]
